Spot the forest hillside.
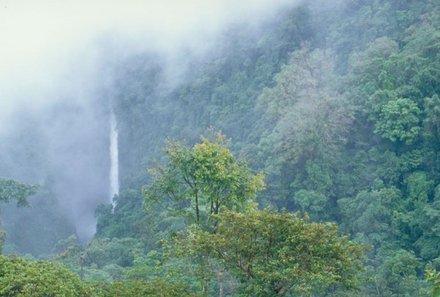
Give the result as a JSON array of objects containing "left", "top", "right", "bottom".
[{"left": 1, "top": 0, "right": 440, "bottom": 296}]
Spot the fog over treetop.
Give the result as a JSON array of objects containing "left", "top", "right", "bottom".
[
  {"left": 0, "top": 0, "right": 297, "bottom": 119},
  {"left": 0, "top": 0, "right": 300, "bottom": 245}
]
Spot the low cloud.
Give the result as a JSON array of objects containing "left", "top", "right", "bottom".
[{"left": 0, "top": 0, "right": 300, "bottom": 243}]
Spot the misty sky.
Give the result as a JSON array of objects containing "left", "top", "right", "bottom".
[
  {"left": 0, "top": 0, "right": 299, "bottom": 241},
  {"left": 0, "top": 0, "right": 296, "bottom": 120}
]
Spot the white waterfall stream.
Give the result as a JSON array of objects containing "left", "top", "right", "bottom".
[{"left": 109, "top": 111, "right": 119, "bottom": 205}]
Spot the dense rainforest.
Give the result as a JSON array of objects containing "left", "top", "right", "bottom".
[{"left": 1, "top": 0, "right": 440, "bottom": 296}]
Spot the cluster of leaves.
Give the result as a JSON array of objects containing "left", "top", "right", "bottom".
[
  {"left": 52, "top": 235, "right": 145, "bottom": 282},
  {"left": 0, "top": 178, "right": 38, "bottom": 207},
  {"left": 426, "top": 267, "right": 440, "bottom": 297},
  {"left": 144, "top": 132, "right": 264, "bottom": 225},
  {"left": 0, "top": 254, "right": 199, "bottom": 297},
  {"left": 0, "top": 255, "right": 89, "bottom": 297},
  {"left": 93, "top": 1, "right": 440, "bottom": 296},
  {"left": 2, "top": 183, "right": 75, "bottom": 256},
  {"left": 171, "top": 209, "right": 365, "bottom": 296},
  {"left": 0, "top": 178, "right": 38, "bottom": 253},
  {"left": 96, "top": 2, "right": 314, "bottom": 239},
  {"left": 88, "top": 280, "right": 200, "bottom": 297},
  {"left": 6, "top": 1, "right": 440, "bottom": 296}
]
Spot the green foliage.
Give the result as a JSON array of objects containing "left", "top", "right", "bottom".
[
  {"left": 374, "top": 98, "right": 421, "bottom": 144},
  {"left": 0, "top": 255, "right": 198, "bottom": 297},
  {"left": 0, "top": 177, "right": 38, "bottom": 207},
  {"left": 88, "top": 280, "right": 199, "bottom": 297},
  {"left": 82, "top": 238, "right": 142, "bottom": 269},
  {"left": 338, "top": 183, "right": 401, "bottom": 248},
  {"left": 0, "top": 178, "right": 38, "bottom": 253},
  {"left": 96, "top": 3, "right": 440, "bottom": 296},
  {"left": 376, "top": 250, "right": 425, "bottom": 296},
  {"left": 294, "top": 190, "right": 328, "bottom": 220},
  {"left": 257, "top": 48, "right": 353, "bottom": 163},
  {"left": 172, "top": 209, "right": 365, "bottom": 296},
  {"left": 44, "top": 2, "right": 440, "bottom": 296},
  {"left": 2, "top": 183, "right": 74, "bottom": 256},
  {"left": 144, "top": 132, "right": 264, "bottom": 225},
  {"left": 426, "top": 266, "right": 440, "bottom": 297},
  {"left": 0, "top": 255, "right": 89, "bottom": 297},
  {"left": 254, "top": 47, "right": 354, "bottom": 211},
  {"left": 95, "top": 189, "right": 153, "bottom": 241},
  {"left": 54, "top": 235, "right": 145, "bottom": 282},
  {"left": 127, "top": 249, "right": 220, "bottom": 295},
  {"left": 424, "top": 95, "right": 440, "bottom": 144}
]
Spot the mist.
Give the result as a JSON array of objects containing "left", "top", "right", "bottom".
[{"left": 0, "top": 0, "right": 301, "bottom": 252}]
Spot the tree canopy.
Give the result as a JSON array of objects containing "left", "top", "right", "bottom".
[
  {"left": 143, "top": 132, "right": 264, "bottom": 225},
  {"left": 0, "top": 178, "right": 38, "bottom": 252},
  {"left": 0, "top": 177, "right": 38, "bottom": 207},
  {"left": 172, "top": 209, "right": 365, "bottom": 296}
]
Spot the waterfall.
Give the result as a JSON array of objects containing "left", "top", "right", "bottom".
[{"left": 109, "top": 111, "right": 119, "bottom": 205}]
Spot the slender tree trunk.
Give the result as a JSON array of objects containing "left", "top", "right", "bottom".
[
  {"left": 80, "top": 254, "right": 85, "bottom": 280},
  {"left": 0, "top": 210, "right": 4, "bottom": 254},
  {"left": 202, "top": 277, "right": 208, "bottom": 296},
  {"left": 195, "top": 189, "right": 200, "bottom": 222},
  {"left": 218, "top": 272, "right": 224, "bottom": 297}
]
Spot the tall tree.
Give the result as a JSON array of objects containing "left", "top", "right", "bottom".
[
  {"left": 172, "top": 209, "right": 365, "bottom": 297},
  {"left": 143, "top": 132, "right": 264, "bottom": 225},
  {"left": 0, "top": 178, "right": 38, "bottom": 207},
  {"left": 0, "top": 178, "right": 38, "bottom": 252}
]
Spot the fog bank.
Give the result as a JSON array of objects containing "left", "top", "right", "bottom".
[{"left": 0, "top": 0, "right": 301, "bottom": 246}]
